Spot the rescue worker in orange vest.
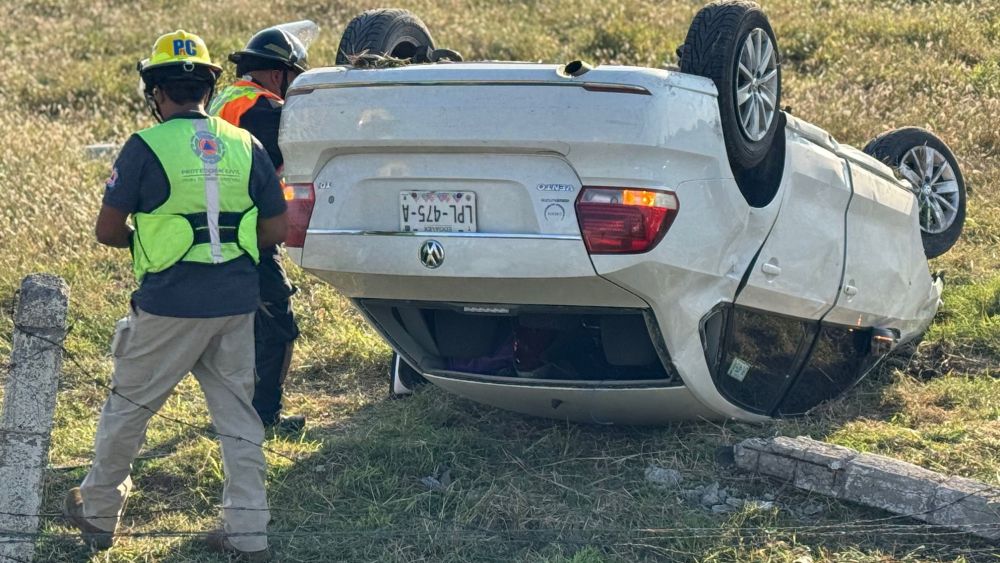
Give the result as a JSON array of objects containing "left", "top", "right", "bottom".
[{"left": 209, "top": 27, "right": 308, "bottom": 432}]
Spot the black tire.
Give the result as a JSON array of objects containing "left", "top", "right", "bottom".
[
  {"left": 336, "top": 9, "right": 435, "bottom": 65},
  {"left": 388, "top": 352, "right": 427, "bottom": 397},
  {"left": 862, "top": 128, "right": 966, "bottom": 258},
  {"left": 679, "top": 1, "right": 782, "bottom": 171}
]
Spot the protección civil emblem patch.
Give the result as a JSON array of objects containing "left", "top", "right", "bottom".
[{"left": 191, "top": 131, "right": 226, "bottom": 164}]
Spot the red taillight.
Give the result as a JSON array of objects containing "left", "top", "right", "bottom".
[
  {"left": 283, "top": 182, "right": 315, "bottom": 248},
  {"left": 575, "top": 187, "right": 678, "bottom": 254}
]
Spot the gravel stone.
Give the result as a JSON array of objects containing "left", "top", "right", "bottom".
[
  {"left": 645, "top": 465, "right": 684, "bottom": 488},
  {"left": 701, "top": 482, "right": 723, "bottom": 506},
  {"left": 725, "top": 496, "right": 745, "bottom": 508}
]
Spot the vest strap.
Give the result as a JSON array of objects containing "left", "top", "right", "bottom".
[
  {"left": 192, "top": 227, "right": 239, "bottom": 245},
  {"left": 184, "top": 211, "right": 244, "bottom": 229},
  {"left": 186, "top": 211, "right": 244, "bottom": 245}
]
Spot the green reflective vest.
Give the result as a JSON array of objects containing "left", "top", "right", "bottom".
[{"left": 132, "top": 116, "right": 259, "bottom": 282}]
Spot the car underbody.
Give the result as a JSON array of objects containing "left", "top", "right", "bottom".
[{"left": 278, "top": 4, "right": 960, "bottom": 424}]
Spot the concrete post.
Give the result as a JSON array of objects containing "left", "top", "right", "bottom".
[
  {"left": 734, "top": 436, "right": 1000, "bottom": 542},
  {"left": 0, "top": 274, "right": 69, "bottom": 563}
]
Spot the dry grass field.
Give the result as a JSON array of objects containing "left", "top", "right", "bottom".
[{"left": 1, "top": 0, "right": 999, "bottom": 561}]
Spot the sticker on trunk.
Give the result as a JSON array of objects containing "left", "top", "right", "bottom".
[{"left": 544, "top": 203, "right": 566, "bottom": 222}]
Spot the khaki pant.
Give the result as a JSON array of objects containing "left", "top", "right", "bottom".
[{"left": 79, "top": 307, "right": 270, "bottom": 552}]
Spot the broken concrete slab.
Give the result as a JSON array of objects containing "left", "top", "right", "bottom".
[
  {"left": 734, "top": 436, "right": 1000, "bottom": 541},
  {"left": 924, "top": 475, "right": 1000, "bottom": 535},
  {"left": 735, "top": 436, "right": 857, "bottom": 497},
  {"left": 841, "top": 452, "right": 945, "bottom": 516}
]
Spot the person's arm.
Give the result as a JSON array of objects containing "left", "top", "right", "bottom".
[
  {"left": 257, "top": 213, "right": 288, "bottom": 248},
  {"left": 248, "top": 137, "right": 289, "bottom": 248},
  {"left": 95, "top": 205, "right": 132, "bottom": 248},
  {"left": 97, "top": 136, "right": 145, "bottom": 248}
]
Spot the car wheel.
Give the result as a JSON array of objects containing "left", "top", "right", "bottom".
[
  {"left": 862, "top": 128, "right": 966, "bottom": 258},
  {"left": 389, "top": 352, "right": 428, "bottom": 398},
  {"left": 679, "top": 1, "right": 782, "bottom": 173},
  {"left": 336, "top": 9, "right": 435, "bottom": 65}
]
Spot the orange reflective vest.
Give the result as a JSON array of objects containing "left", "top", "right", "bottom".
[{"left": 208, "top": 80, "right": 282, "bottom": 127}]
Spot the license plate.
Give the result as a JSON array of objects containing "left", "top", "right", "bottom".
[{"left": 400, "top": 191, "right": 477, "bottom": 233}]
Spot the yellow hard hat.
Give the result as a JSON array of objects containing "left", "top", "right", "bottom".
[{"left": 138, "top": 30, "right": 222, "bottom": 74}]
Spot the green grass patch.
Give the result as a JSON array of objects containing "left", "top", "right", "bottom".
[{"left": 3, "top": 0, "right": 1000, "bottom": 561}]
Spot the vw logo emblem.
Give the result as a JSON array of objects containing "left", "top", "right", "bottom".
[{"left": 419, "top": 240, "right": 445, "bottom": 269}]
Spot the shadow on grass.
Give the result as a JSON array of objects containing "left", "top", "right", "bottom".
[{"left": 33, "top": 356, "right": 996, "bottom": 563}]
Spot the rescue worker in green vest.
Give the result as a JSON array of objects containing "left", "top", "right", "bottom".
[
  {"left": 63, "top": 31, "right": 286, "bottom": 562},
  {"left": 209, "top": 26, "right": 308, "bottom": 432}
]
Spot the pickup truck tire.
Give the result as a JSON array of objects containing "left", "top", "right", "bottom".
[
  {"left": 679, "top": 1, "right": 782, "bottom": 173},
  {"left": 336, "top": 9, "right": 435, "bottom": 64},
  {"left": 862, "top": 128, "right": 966, "bottom": 258}
]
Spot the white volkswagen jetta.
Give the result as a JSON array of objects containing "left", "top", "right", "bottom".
[{"left": 277, "top": 2, "right": 964, "bottom": 424}]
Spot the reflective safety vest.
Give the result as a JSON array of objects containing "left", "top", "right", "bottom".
[
  {"left": 208, "top": 80, "right": 282, "bottom": 127},
  {"left": 132, "top": 116, "right": 259, "bottom": 282}
]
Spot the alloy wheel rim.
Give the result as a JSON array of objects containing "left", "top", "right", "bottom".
[
  {"left": 898, "top": 146, "right": 960, "bottom": 234},
  {"left": 735, "top": 28, "right": 779, "bottom": 142}
]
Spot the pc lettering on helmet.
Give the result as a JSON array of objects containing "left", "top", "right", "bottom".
[{"left": 173, "top": 39, "right": 198, "bottom": 56}]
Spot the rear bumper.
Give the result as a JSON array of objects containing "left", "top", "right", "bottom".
[{"left": 424, "top": 374, "right": 718, "bottom": 424}]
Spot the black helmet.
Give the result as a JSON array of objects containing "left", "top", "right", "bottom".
[{"left": 229, "top": 27, "right": 309, "bottom": 74}]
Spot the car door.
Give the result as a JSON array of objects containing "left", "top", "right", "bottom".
[
  {"left": 735, "top": 133, "right": 851, "bottom": 320},
  {"left": 711, "top": 129, "right": 852, "bottom": 415},
  {"left": 825, "top": 153, "right": 938, "bottom": 340}
]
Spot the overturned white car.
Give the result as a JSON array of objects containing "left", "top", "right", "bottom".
[{"left": 278, "top": 3, "right": 964, "bottom": 424}]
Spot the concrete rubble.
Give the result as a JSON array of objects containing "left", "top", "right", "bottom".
[
  {"left": 677, "top": 479, "right": 778, "bottom": 515},
  {"left": 734, "top": 436, "right": 1000, "bottom": 541},
  {"left": 419, "top": 465, "right": 452, "bottom": 492},
  {"left": 644, "top": 465, "right": 683, "bottom": 488}
]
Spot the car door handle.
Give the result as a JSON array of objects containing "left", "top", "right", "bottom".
[
  {"left": 761, "top": 261, "right": 781, "bottom": 276},
  {"left": 843, "top": 284, "right": 858, "bottom": 297}
]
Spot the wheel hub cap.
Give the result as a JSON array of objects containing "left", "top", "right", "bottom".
[
  {"left": 735, "top": 28, "right": 779, "bottom": 142},
  {"left": 897, "top": 146, "right": 960, "bottom": 235}
]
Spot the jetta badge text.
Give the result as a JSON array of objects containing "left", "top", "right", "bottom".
[
  {"left": 536, "top": 183, "right": 575, "bottom": 192},
  {"left": 419, "top": 240, "right": 445, "bottom": 269}
]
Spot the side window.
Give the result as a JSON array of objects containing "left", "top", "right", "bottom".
[
  {"left": 708, "top": 306, "right": 816, "bottom": 415},
  {"left": 776, "top": 324, "right": 873, "bottom": 416}
]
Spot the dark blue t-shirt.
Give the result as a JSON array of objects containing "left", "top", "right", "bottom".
[{"left": 102, "top": 111, "right": 286, "bottom": 318}]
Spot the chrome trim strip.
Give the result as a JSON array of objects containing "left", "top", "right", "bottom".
[
  {"left": 288, "top": 80, "right": 652, "bottom": 96},
  {"left": 424, "top": 370, "right": 681, "bottom": 390},
  {"left": 306, "top": 229, "right": 582, "bottom": 241}
]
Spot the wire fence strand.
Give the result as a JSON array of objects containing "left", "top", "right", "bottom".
[{"left": 7, "top": 323, "right": 301, "bottom": 465}]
